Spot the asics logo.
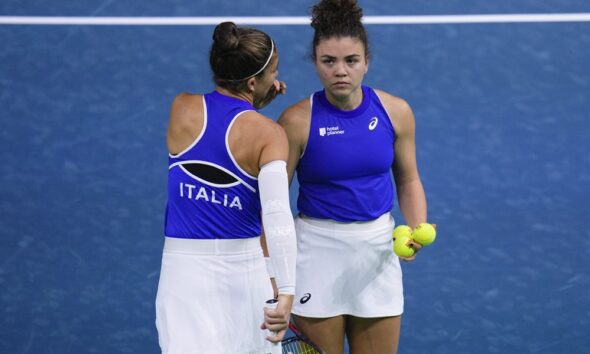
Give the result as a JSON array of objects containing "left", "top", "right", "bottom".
[
  {"left": 368, "top": 117, "right": 378, "bottom": 130},
  {"left": 299, "top": 293, "right": 311, "bottom": 304}
]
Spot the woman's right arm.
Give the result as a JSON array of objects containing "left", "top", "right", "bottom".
[
  {"left": 277, "top": 100, "right": 311, "bottom": 184},
  {"left": 254, "top": 118, "right": 296, "bottom": 342}
]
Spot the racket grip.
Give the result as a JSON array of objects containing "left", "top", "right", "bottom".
[{"left": 265, "top": 299, "right": 282, "bottom": 354}]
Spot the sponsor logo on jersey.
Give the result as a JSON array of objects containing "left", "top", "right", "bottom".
[
  {"left": 299, "top": 293, "right": 312, "bottom": 304},
  {"left": 319, "top": 126, "right": 345, "bottom": 136},
  {"left": 368, "top": 117, "right": 378, "bottom": 130}
]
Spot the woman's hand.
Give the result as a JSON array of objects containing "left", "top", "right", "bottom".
[
  {"left": 260, "top": 294, "right": 293, "bottom": 343},
  {"left": 254, "top": 80, "right": 287, "bottom": 109},
  {"left": 398, "top": 239, "right": 423, "bottom": 262}
]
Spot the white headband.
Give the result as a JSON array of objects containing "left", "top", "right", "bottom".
[{"left": 234, "top": 39, "right": 274, "bottom": 81}]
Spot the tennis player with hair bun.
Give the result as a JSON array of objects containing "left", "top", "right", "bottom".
[
  {"left": 278, "top": 0, "right": 429, "bottom": 352},
  {"left": 155, "top": 22, "right": 296, "bottom": 354}
]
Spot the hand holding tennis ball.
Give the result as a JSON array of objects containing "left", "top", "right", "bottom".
[
  {"left": 393, "top": 233, "right": 415, "bottom": 257},
  {"left": 412, "top": 223, "right": 437, "bottom": 246},
  {"left": 392, "top": 223, "right": 436, "bottom": 257},
  {"left": 392, "top": 225, "right": 412, "bottom": 240},
  {"left": 392, "top": 225, "right": 415, "bottom": 257}
]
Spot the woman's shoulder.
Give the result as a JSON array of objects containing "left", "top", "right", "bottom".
[
  {"left": 172, "top": 92, "right": 203, "bottom": 105},
  {"left": 237, "top": 110, "right": 286, "bottom": 139},
  {"left": 372, "top": 88, "right": 414, "bottom": 119},
  {"left": 167, "top": 92, "right": 205, "bottom": 155},
  {"left": 278, "top": 97, "right": 312, "bottom": 127},
  {"left": 168, "top": 93, "right": 205, "bottom": 126},
  {"left": 169, "top": 92, "right": 203, "bottom": 119},
  {"left": 371, "top": 88, "right": 415, "bottom": 135},
  {"left": 232, "top": 110, "right": 288, "bottom": 169},
  {"left": 372, "top": 88, "right": 410, "bottom": 111}
]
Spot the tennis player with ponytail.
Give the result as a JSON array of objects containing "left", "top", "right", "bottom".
[
  {"left": 155, "top": 22, "right": 296, "bottom": 354},
  {"left": 278, "top": 0, "right": 429, "bottom": 353}
]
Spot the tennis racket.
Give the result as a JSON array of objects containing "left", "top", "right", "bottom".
[
  {"left": 265, "top": 299, "right": 324, "bottom": 354},
  {"left": 281, "top": 321, "right": 324, "bottom": 354}
]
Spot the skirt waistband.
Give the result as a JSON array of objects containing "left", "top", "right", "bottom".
[
  {"left": 298, "top": 212, "right": 393, "bottom": 232},
  {"left": 163, "top": 236, "right": 261, "bottom": 255}
]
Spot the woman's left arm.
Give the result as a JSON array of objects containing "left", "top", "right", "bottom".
[
  {"left": 378, "top": 91, "right": 428, "bottom": 259},
  {"left": 388, "top": 95, "right": 427, "bottom": 227}
]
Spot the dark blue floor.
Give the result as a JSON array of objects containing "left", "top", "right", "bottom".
[{"left": 1, "top": 1, "right": 589, "bottom": 353}]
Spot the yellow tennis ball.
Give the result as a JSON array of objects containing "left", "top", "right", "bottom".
[
  {"left": 393, "top": 234, "right": 415, "bottom": 257},
  {"left": 413, "top": 223, "right": 436, "bottom": 246},
  {"left": 392, "top": 225, "right": 412, "bottom": 240}
]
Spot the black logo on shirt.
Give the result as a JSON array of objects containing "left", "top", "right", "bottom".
[
  {"left": 299, "top": 293, "right": 311, "bottom": 304},
  {"left": 181, "top": 162, "right": 239, "bottom": 185},
  {"left": 171, "top": 161, "right": 258, "bottom": 210},
  {"left": 171, "top": 160, "right": 257, "bottom": 195}
]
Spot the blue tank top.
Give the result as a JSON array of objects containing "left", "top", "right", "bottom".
[
  {"left": 296, "top": 86, "right": 396, "bottom": 222},
  {"left": 165, "top": 91, "right": 261, "bottom": 239}
]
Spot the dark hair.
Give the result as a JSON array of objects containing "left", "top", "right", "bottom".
[
  {"left": 209, "top": 22, "right": 275, "bottom": 92},
  {"left": 310, "top": 0, "right": 370, "bottom": 61}
]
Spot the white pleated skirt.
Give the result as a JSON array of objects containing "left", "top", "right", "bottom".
[
  {"left": 155, "top": 237, "right": 274, "bottom": 354},
  {"left": 292, "top": 213, "right": 404, "bottom": 318}
]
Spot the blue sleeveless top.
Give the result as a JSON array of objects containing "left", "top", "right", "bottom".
[
  {"left": 165, "top": 91, "right": 261, "bottom": 239},
  {"left": 296, "top": 86, "right": 396, "bottom": 222}
]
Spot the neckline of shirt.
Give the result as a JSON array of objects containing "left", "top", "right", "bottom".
[{"left": 317, "top": 85, "right": 371, "bottom": 118}]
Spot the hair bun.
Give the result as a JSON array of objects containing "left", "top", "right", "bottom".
[
  {"left": 212, "top": 21, "right": 240, "bottom": 50},
  {"left": 311, "top": 0, "right": 363, "bottom": 31}
]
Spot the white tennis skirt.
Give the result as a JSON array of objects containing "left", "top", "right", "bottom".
[
  {"left": 292, "top": 213, "right": 404, "bottom": 318},
  {"left": 155, "top": 237, "right": 274, "bottom": 354}
]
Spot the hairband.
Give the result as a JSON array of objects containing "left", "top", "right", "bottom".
[{"left": 228, "top": 39, "right": 274, "bottom": 81}]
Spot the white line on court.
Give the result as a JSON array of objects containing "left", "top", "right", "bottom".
[{"left": 0, "top": 13, "right": 590, "bottom": 25}]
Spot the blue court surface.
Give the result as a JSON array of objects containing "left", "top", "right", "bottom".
[{"left": 1, "top": 1, "right": 589, "bottom": 353}]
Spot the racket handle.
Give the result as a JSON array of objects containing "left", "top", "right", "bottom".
[
  {"left": 265, "top": 299, "right": 282, "bottom": 354},
  {"left": 270, "top": 341, "right": 282, "bottom": 354}
]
